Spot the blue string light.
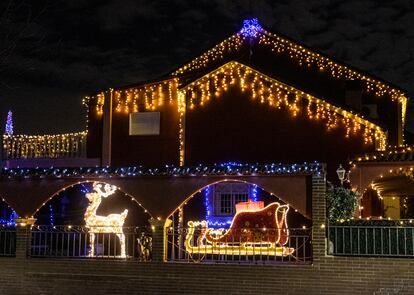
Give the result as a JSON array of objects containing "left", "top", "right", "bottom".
[
  {"left": 240, "top": 18, "right": 263, "bottom": 38},
  {"left": 207, "top": 219, "right": 232, "bottom": 227},
  {"left": 252, "top": 184, "right": 258, "bottom": 202},
  {"left": 80, "top": 184, "right": 89, "bottom": 194},
  {"left": 49, "top": 204, "right": 54, "bottom": 226},
  {"left": 204, "top": 186, "right": 211, "bottom": 220},
  {"left": 203, "top": 182, "right": 262, "bottom": 228},
  {"left": 0, "top": 162, "right": 323, "bottom": 179},
  {"left": 0, "top": 209, "right": 17, "bottom": 226}
]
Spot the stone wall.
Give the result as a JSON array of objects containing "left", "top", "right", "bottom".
[{"left": 1, "top": 172, "right": 413, "bottom": 294}]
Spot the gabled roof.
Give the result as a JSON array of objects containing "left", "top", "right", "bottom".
[
  {"left": 179, "top": 60, "right": 387, "bottom": 150},
  {"left": 171, "top": 19, "right": 407, "bottom": 104}
]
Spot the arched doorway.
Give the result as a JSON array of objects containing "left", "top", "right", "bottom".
[
  {"left": 165, "top": 180, "right": 311, "bottom": 264},
  {"left": 31, "top": 181, "right": 152, "bottom": 260},
  {"left": 361, "top": 169, "right": 414, "bottom": 220},
  {"left": 0, "top": 198, "right": 17, "bottom": 256},
  {"left": 0, "top": 198, "right": 18, "bottom": 226}
]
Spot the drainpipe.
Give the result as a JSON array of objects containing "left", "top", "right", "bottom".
[{"left": 101, "top": 89, "right": 113, "bottom": 167}]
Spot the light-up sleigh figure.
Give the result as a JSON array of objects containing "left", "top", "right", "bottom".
[
  {"left": 84, "top": 182, "right": 128, "bottom": 258},
  {"left": 185, "top": 200, "right": 295, "bottom": 256}
]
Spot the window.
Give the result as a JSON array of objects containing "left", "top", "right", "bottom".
[
  {"left": 220, "top": 193, "right": 232, "bottom": 214},
  {"left": 214, "top": 183, "right": 249, "bottom": 216},
  {"left": 234, "top": 193, "right": 248, "bottom": 204},
  {"left": 129, "top": 112, "right": 160, "bottom": 135}
]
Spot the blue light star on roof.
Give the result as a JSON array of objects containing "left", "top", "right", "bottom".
[{"left": 240, "top": 18, "right": 263, "bottom": 38}]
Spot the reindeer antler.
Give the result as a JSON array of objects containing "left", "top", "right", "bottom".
[{"left": 92, "top": 182, "right": 117, "bottom": 198}]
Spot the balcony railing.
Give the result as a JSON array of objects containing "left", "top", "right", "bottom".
[
  {"left": 328, "top": 224, "right": 414, "bottom": 257},
  {"left": 0, "top": 226, "right": 16, "bottom": 257},
  {"left": 166, "top": 226, "right": 312, "bottom": 264},
  {"left": 30, "top": 225, "right": 152, "bottom": 260},
  {"left": 2, "top": 132, "right": 87, "bottom": 160}
]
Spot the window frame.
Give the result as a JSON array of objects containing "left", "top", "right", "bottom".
[
  {"left": 214, "top": 183, "right": 249, "bottom": 216},
  {"left": 129, "top": 112, "right": 161, "bottom": 136}
]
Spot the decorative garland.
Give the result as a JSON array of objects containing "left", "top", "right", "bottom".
[{"left": 0, "top": 162, "right": 323, "bottom": 179}]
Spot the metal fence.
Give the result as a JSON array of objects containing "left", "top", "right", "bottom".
[
  {"left": 166, "top": 226, "right": 312, "bottom": 264},
  {"left": 328, "top": 224, "right": 414, "bottom": 257},
  {"left": 0, "top": 226, "right": 16, "bottom": 257},
  {"left": 30, "top": 226, "right": 152, "bottom": 260}
]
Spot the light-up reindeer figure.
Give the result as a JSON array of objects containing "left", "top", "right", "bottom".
[{"left": 84, "top": 182, "right": 129, "bottom": 257}]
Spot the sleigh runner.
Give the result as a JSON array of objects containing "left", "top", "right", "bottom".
[{"left": 184, "top": 201, "right": 295, "bottom": 256}]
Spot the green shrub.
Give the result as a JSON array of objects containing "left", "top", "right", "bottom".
[{"left": 327, "top": 187, "right": 358, "bottom": 222}]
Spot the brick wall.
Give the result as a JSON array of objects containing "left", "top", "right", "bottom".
[
  {"left": 1, "top": 171, "right": 414, "bottom": 295},
  {"left": 1, "top": 256, "right": 413, "bottom": 294}
]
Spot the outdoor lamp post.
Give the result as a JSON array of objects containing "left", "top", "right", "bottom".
[{"left": 336, "top": 164, "right": 346, "bottom": 186}]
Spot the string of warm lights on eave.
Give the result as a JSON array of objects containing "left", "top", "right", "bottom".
[
  {"left": 258, "top": 31, "right": 407, "bottom": 103},
  {"left": 170, "top": 20, "right": 408, "bottom": 127},
  {"left": 172, "top": 34, "right": 246, "bottom": 76},
  {"left": 349, "top": 145, "right": 414, "bottom": 164},
  {"left": 86, "top": 79, "right": 179, "bottom": 116},
  {"left": 86, "top": 19, "right": 407, "bottom": 140},
  {"left": 113, "top": 79, "right": 178, "bottom": 114},
  {"left": 178, "top": 61, "right": 387, "bottom": 151}
]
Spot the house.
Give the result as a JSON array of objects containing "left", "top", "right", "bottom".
[
  {"left": 1, "top": 18, "right": 414, "bottom": 294},
  {"left": 1, "top": 18, "right": 410, "bottom": 223}
]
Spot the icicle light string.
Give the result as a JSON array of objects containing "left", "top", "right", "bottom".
[
  {"left": 3, "top": 131, "right": 87, "bottom": 160},
  {"left": 180, "top": 61, "right": 387, "bottom": 150},
  {"left": 171, "top": 19, "right": 406, "bottom": 106}
]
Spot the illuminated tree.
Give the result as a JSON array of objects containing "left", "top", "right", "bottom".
[
  {"left": 4, "top": 110, "right": 13, "bottom": 135},
  {"left": 327, "top": 187, "right": 358, "bottom": 222}
]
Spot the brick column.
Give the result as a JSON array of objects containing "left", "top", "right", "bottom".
[
  {"left": 311, "top": 170, "right": 327, "bottom": 262},
  {"left": 14, "top": 218, "right": 36, "bottom": 258},
  {"left": 149, "top": 218, "right": 171, "bottom": 262}
]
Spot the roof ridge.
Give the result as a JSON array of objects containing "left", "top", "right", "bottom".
[{"left": 171, "top": 19, "right": 407, "bottom": 103}]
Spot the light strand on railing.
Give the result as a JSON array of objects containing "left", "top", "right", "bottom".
[{"left": 2, "top": 131, "right": 87, "bottom": 159}]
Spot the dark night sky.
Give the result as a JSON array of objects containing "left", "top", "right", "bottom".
[{"left": 1, "top": 0, "right": 414, "bottom": 134}]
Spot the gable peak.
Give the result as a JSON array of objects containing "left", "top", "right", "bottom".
[{"left": 240, "top": 18, "right": 263, "bottom": 38}]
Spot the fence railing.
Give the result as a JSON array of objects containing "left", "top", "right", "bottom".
[
  {"left": 2, "top": 132, "right": 87, "bottom": 159},
  {"left": 30, "top": 226, "right": 152, "bottom": 260},
  {"left": 166, "top": 226, "right": 312, "bottom": 264},
  {"left": 0, "top": 226, "right": 16, "bottom": 257},
  {"left": 328, "top": 224, "right": 414, "bottom": 257}
]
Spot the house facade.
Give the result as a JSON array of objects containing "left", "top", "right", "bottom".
[
  {"left": 83, "top": 20, "right": 406, "bottom": 177},
  {"left": 1, "top": 18, "right": 414, "bottom": 294}
]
